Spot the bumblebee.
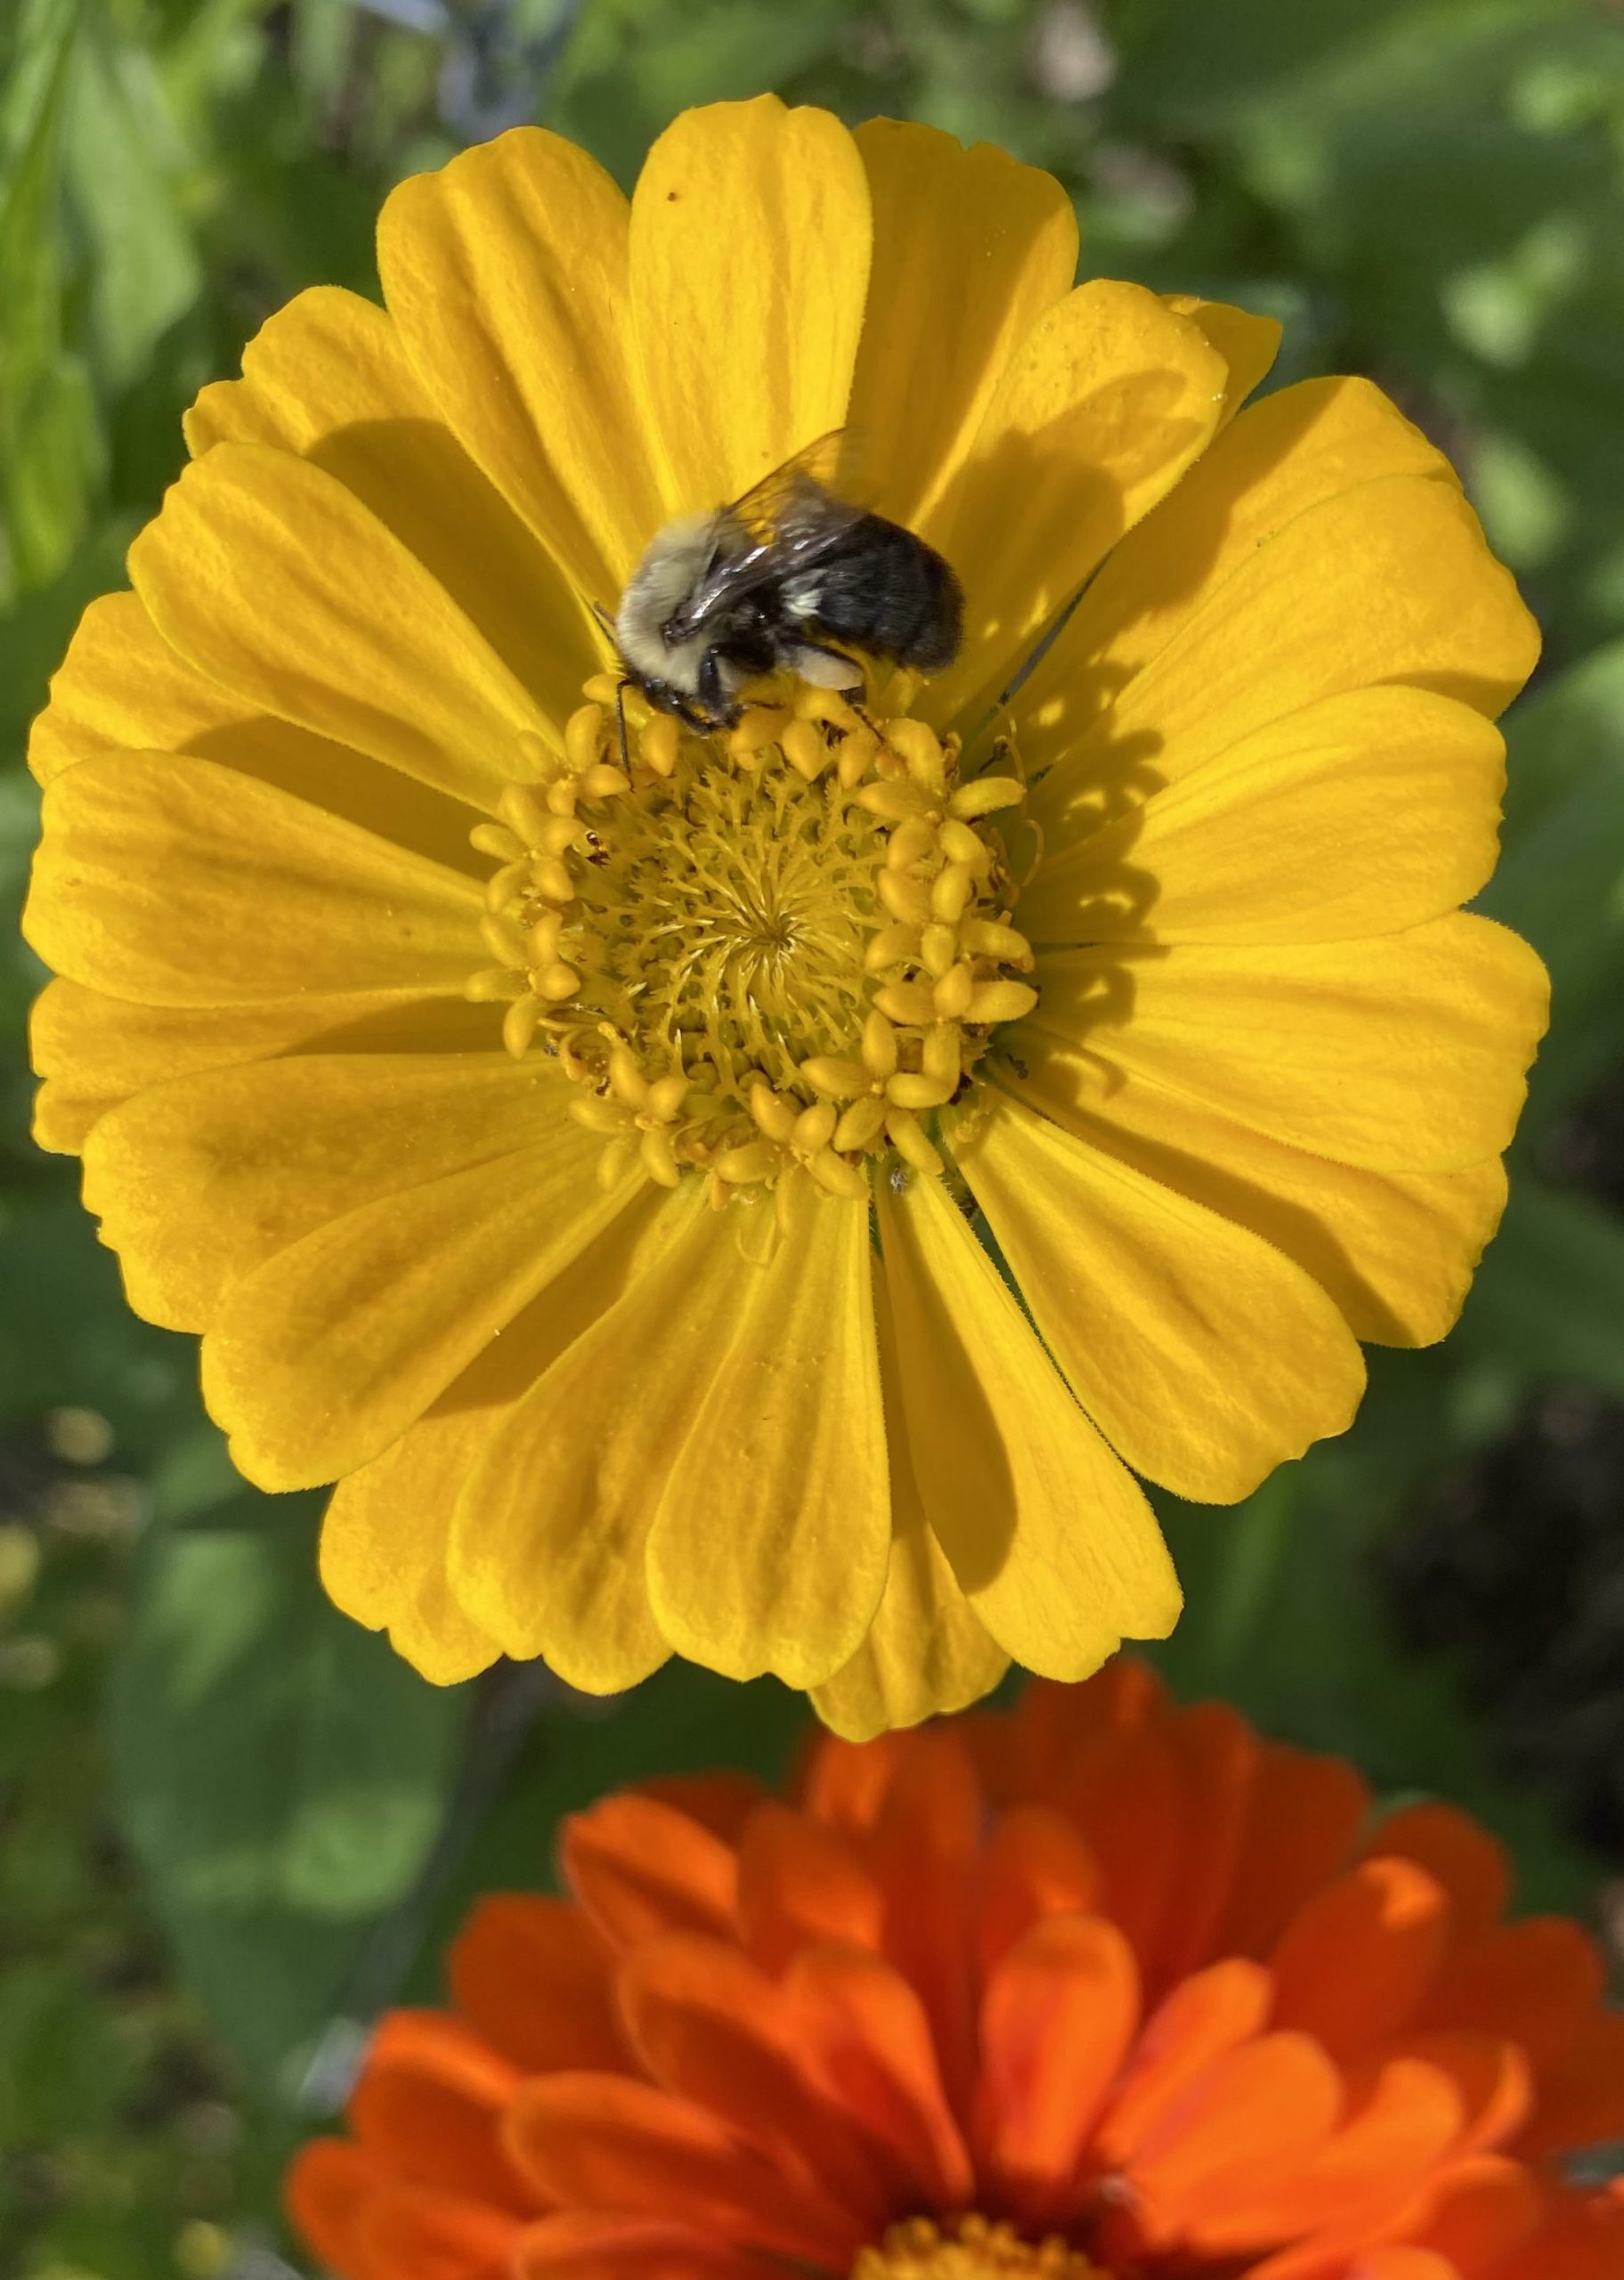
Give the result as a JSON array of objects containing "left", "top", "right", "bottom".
[{"left": 611, "top": 433, "right": 963, "bottom": 732}]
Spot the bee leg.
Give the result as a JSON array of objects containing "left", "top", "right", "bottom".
[
  {"left": 673, "top": 692, "right": 716, "bottom": 735},
  {"left": 694, "top": 650, "right": 733, "bottom": 730},
  {"left": 613, "top": 677, "right": 632, "bottom": 773}
]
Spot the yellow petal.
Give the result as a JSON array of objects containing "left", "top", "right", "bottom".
[
  {"left": 28, "top": 592, "right": 478, "bottom": 870},
  {"left": 1026, "top": 912, "right": 1549, "bottom": 1175},
  {"left": 875, "top": 1168, "right": 1179, "bottom": 1677},
  {"left": 185, "top": 283, "right": 594, "bottom": 735},
  {"left": 378, "top": 127, "right": 663, "bottom": 604},
  {"left": 923, "top": 283, "right": 1226, "bottom": 728},
  {"left": 320, "top": 1323, "right": 588, "bottom": 1688},
  {"left": 845, "top": 118, "right": 1077, "bottom": 534},
  {"left": 1014, "top": 373, "right": 1468, "bottom": 786},
  {"left": 29, "top": 979, "right": 497, "bottom": 1156},
  {"left": 26, "top": 753, "right": 481, "bottom": 1005},
  {"left": 83, "top": 1054, "right": 566, "bottom": 1331},
  {"left": 129, "top": 444, "right": 549, "bottom": 811},
  {"left": 1019, "top": 686, "right": 1506, "bottom": 949},
  {"left": 810, "top": 1278, "right": 1008, "bottom": 1741},
  {"left": 447, "top": 1187, "right": 719, "bottom": 1690},
  {"left": 31, "top": 590, "right": 250, "bottom": 787},
  {"left": 199, "top": 1118, "right": 625, "bottom": 1491},
  {"left": 629, "top": 98, "right": 872, "bottom": 512},
  {"left": 643, "top": 1183, "right": 890, "bottom": 1689},
  {"left": 1162, "top": 294, "right": 1281, "bottom": 425},
  {"left": 994, "top": 1028, "right": 1508, "bottom": 1349},
  {"left": 1032, "top": 474, "right": 1539, "bottom": 856},
  {"left": 956, "top": 1087, "right": 1366, "bottom": 1503},
  {"left": 384, "top": 1574, "right": 504, "bottom": 1688}
]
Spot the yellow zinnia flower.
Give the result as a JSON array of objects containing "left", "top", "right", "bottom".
[{"left": 24, "top": 100, "right": 1547, "bottom": 1736}]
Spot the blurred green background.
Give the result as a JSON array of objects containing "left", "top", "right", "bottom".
[{"left": 4, "top": 0, "right": 1624, "bottom": 2273}]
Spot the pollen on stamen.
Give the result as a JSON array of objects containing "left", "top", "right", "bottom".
[
  {"left": 851, "top": 2215, "right": 1110, "bottom": 2280},
  {"left": 463, "top": 677, "right": 1038, "bottom": 1220}
]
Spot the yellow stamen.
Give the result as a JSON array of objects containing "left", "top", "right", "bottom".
[
  {"left": 851, "top": 2214, "right": 1108, "bottom": 2280},
  {"left": 464, "top": 678, "right": 1041, "bottom": 1209}
]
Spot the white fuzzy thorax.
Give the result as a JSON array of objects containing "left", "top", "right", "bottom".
[{"left": 614, "top": 512, "right": 720, "bottom": 697}]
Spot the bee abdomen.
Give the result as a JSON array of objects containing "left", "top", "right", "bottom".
[{"left": 797, "top": 515, "right": 963, "bottom": 673}]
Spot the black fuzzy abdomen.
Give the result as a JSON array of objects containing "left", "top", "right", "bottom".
[{"left": 800, "top": 516, "right": 963, "bottom": 672}]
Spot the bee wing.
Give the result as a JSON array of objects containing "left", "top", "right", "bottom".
[
  {"left": 668, "top": 432, "right": 869, "bottom": 639},
  {"left": 722, "top": 428, "right": 866, "bottom": 541}
]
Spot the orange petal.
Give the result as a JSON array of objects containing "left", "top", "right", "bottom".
[
  {"left": 1419, "top": 1918, "right": 1605, "bottom": 2067},
  {"left": 560, "top": 1795, "right": 736, "bottom": 1951},
  {"left": 286, "top": 2138, "right": 388, "bottom": 2279},
  {"left": 1363, "top": 1804, "right": 1512, "bottom": 1944},
  {"left": 798, "top": 1730, "right": 911, "bottom": 1838},
  {"left": 504, "top": 2072, "right": 865, "bottom": 2268},
  {"left": 1403, "top": 2154, "right": 1545, "bottom": 2275},
  {"left": 977, "top": 1913, "right": 1141, "bottom": 2220},
  {"left": 735, "top": 1804, "right": 884, "bottom": 1974},
  {"left": 994, "top": 1662, "right": 1169, "bottom": 1804},
  {"left": 1378, "top": 2031, "right": 1531, "bottom": 2157},
  {"left": 1214, "top": 1747, "right": 1370, "bottom": 1957},
  {"left": 1124, "top": 2032, "right": 1343, "bottom": 2245},
  {"left": 358, "top": 2186, "right": 525, "bottom": 2280},
  {"left": 1190, "top": 2056, "right": 1462, "bottom": 2250},
  {"left": 613, "top": 1933, "right": 889, "bottom": 2223},
  {"left": 785, "top": 1942, "right": 975, "bottom": 2207},
  {"left": 976, "top": 1805, "right": 1101, "bottom": 1982},
  {"left": 1270, "top": 1860, "right": 1451, "bottom": 2059},
  {"left": 1518, "top": 2010, "right": 1624, "bottom": 2156},
  {"left": 1096, "top": 1958, "right": 1273, "bottom": 2166},
  {"left": 632, "top": 1776, "right": 767, "bottom": 1844},
  {"left": 350, "top": 2012, "right": 532, "bottom": 2213},
  {"left": 871, "top": 1731, "right": 986, "bottom": 2119},
  {"left": 1152, "top": 1701, "right": 1260, "bottom": 1989},
  {"left": 1494, "top": 2180, "right": 1624, "bottom": 2280},
  {"left": 516, "top": 2211, "right": 761, "bottom": 2280},
  {"left": 450, "top": 1896, "right": 628, "bottom": 2075},
  {"left": 1052, "top": 1720, "right": 1185, "bottom": 1978}
]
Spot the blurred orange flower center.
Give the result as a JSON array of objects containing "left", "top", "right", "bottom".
[
  {"left": 466, "top": 678, "right": 1038, "bottom": 1205},
  {"left": 853, "top": 2215, "right": 1109, "bottom": 2280}
]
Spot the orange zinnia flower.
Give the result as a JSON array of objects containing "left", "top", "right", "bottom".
[{"left": 288, "top": 1666, "right": 1624, "bottom": 2280}]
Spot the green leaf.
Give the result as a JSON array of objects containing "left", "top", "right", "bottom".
[
  {"left": 0, "top": 0, "right": 102, "bottom": 597},
  {"left": 423, "top": 1662, "right": 806, "bottom": 1965},
  {"left": 1149, "top": 1452, "right": 1600, "bottom": 1914},
  {"left": 1457, "top": 1175, "right": 1624, "bottom": 1402},
  {"left": 63, "top": 13, "right": 204, "bottom": 393},
  {"left": 1483, "top": 639, "right": 1624, "bottom": 1123},
  {"left": 110, "top": 1500, "right": 467, "bottom": 2089}
]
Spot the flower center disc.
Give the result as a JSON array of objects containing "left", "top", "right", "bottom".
[
  {"left": 853, "top": 2216, "right": 1109, "bottom": 2280},
  {"left": 466, "top": 677, "right": 1039, "bottom": 1215}
]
